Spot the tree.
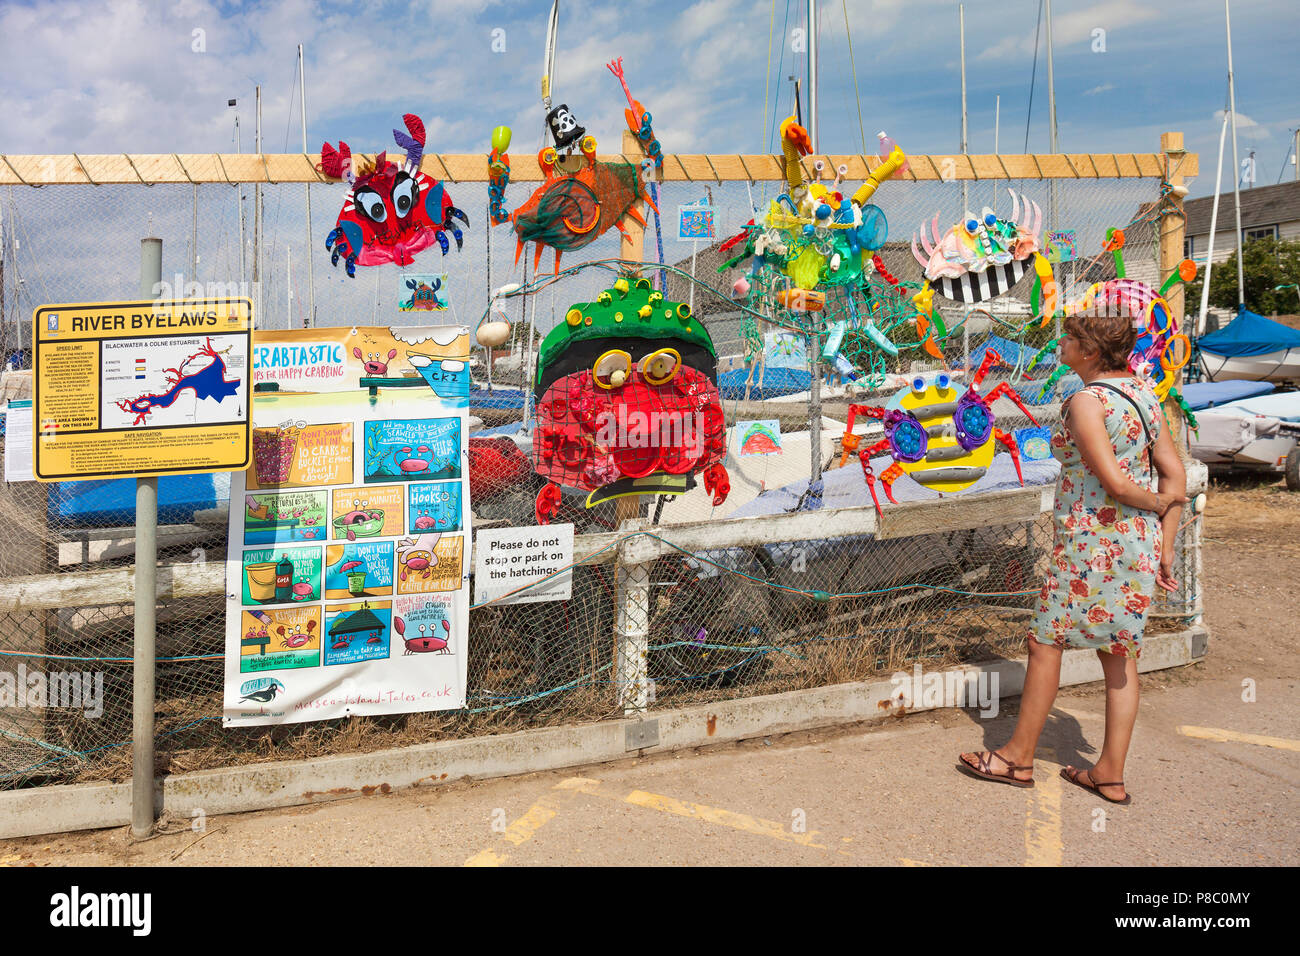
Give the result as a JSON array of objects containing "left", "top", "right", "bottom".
[{"left": 1185, "top": 237, "right": 1300, "bottom": 317}]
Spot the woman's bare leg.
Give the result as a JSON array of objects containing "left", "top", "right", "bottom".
[
  {"left": 960, "top": 637, "right": 1062, "bottom": 780},
  {"left": 1065, "top": 650, "right": 1138, "bottom": 801},
  {"left": 1001, "top": 638, "right": 1063, "bottom": 764}
]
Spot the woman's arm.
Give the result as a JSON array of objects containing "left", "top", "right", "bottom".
[
  {"left": 1067, "top": 392, "right": 1184, "bottom": 515},
  {"left": 1149, "top": 409, "right": 1188, "bottom": 592}
]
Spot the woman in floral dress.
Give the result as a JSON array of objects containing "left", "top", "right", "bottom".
[{"left": 958, "top": 311, "right": 1187, "bottom": 805}]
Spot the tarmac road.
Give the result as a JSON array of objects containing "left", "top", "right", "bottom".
[{"left": 2, "top": 669, "right": 1295, "bottom": 867}]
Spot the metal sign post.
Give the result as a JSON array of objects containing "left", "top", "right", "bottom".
[{"left": 134, "top": 236, "right": 161, "bottom": 839}]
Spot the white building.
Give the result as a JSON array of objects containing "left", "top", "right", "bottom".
[{"left": 1183, "top": 180, "right": 1300, "bottom": 265}]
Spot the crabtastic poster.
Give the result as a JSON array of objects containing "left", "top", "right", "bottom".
[{"left": 223, "top": 325, "right": 471, "bottom": 726}]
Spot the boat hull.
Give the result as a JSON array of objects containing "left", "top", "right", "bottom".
[{"left": 1200, "top": 348, "right": 1300, "bottom": 383}]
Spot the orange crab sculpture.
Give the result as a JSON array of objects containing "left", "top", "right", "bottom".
[{"left": 508, "top": 134, "right": 658, "bottom": 274}]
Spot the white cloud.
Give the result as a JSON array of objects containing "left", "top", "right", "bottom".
[
  {"left": 1083, "top": 83, "right": 1114, "bottom": 96},
  {"left": 1213, "top": 109, "right": 1272, "bottom": 138},
  {"left": 976, "top": 0, "right": 1160, "bottom": 61}
]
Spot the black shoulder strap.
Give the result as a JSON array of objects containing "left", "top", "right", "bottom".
[{"left": 1088, "top": 381, "right": 1154, "bottom": 450}]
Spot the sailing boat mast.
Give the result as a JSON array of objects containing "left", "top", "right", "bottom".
[
  {"left": 807, "top": 0, "right": 818, "bottom": 150},
  {"left": 1045, "top": 0, "right": 1058, "bottom": 238},
  {"left": 1197, "top": 107, "right": 1231, "bottom": 337},
  {"left": 254, "top": 85, "right": 263, "bottom": 324},
  {"left": 960, "top": 3, "right": 968, "bottom": 214},
  {"left": 806, "top": 0, "right": 823, "bottom": 486},
  {"left": 1225, "top": 0, "right": 1246, "bottom": 309},
  {"left": 299, "top": 44, "right": 315, "bottom": 328},
  {"left": 233, "top": 106, "right": 246, "bottom": 290}
]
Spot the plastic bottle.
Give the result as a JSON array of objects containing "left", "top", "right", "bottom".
[
  {"left": 877, "top": 130, "right": 910, "bottom": 176},
  {"left": 275, "top": 554, "right": 293, "bottom": 602}
]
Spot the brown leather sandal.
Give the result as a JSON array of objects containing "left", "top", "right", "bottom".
[
  {"left": 1061, "top": 766, "right": 1132, "bottom": 805},
  {"left": 956, "top": 749, "right": 1035, "bottom": 788}
]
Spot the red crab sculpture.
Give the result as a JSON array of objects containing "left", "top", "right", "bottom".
[
  {"left": 533, "top": 353, "right": 728, "bottom": 524},
  {"left": 318, "top": 113, "right": 468, "bottom": 276}
]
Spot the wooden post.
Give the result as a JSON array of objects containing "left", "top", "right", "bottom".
[
  {"left": 1159, "top": 131, "right": 1188, "bottom": 451},
  {"left": 615, "top": 128, "right": 648, "bottom": 530},
  {"left": 612, "top": 128, "right": 653, "bottom": 713}
]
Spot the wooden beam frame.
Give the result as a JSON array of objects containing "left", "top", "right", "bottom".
[{"left": 0, "top": 151, "right": 1197, "bottom": 186}]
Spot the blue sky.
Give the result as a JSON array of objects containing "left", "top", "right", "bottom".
[{"left": 1, "top": 0, "right": 1298, "bottom": 198}]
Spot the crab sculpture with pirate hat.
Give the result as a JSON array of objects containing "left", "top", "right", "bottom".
[{"left": 495, "top": 77, "right": 658, "bottom": 274}]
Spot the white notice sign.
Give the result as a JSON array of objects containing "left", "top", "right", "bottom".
[
  {"left": 475, "top": 524, "right": 573, "bottom": 605},
  {"left": 4, "top": 401, "right": 34, "bottom": 482}
]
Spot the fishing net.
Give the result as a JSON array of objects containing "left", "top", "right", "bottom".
[{"left": 0, "top": 167, "right": 1204, "bottom": 792}]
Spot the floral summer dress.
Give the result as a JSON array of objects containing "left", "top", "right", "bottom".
[{"left": 1032, "top": 377, "right": 1164, "bottom": 658}]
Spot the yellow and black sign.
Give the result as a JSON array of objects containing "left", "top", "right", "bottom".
[{"left": 32, "top": 298, "right": 253, "bottom": 482}]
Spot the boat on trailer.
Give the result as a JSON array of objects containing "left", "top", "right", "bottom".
[{"left": 1197, "top": 309, "right": 1300, "bottom": 383}]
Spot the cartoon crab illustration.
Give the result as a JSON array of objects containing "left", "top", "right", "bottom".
[
  {"left": 277, "top": 620, "right": 317, "bottom": 649},
  {"left": 397, "top": 533, "right": 441, "bottom": 582},
  {"left": 395, "top": 616, "right": 451, "bottom": 655},
  {"left": 400, "top": 277, "right": 443, "bottom": 311},
  {"left": 318, "top": 113, "right": 469, "bottom": 276},
  {"left": 838, "top": 349, "right": 1039, "bottom": 514}
]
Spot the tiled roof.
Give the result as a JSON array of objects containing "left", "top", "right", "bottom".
[{"left": 1184, "top": 180, "right": 1300, "bottom": 236}]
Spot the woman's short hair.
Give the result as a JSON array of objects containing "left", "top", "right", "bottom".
[{"left": 1064, "top": 312, "right": 1137, "bottom": 371}]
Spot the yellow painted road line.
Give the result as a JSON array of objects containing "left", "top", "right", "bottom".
[
  {"left": 502, "top": 804, "right": 557, "bottom": 846},
  {"left": 462, "top": 776, "right": 600, "bottom": 866},
  {"left": 1024, "top": 748, "right": 1063, "bottom": 867},
  {"left": 623, "top": 789, "right": 827, "bottom": 849},
  {"left": 1177, "top": 726, "right": 1300, "bottom": 752},
  {"left": 463, "top": 848, "right": 508, "bottom": 867}
]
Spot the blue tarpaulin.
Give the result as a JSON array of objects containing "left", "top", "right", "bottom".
[
  {"left": 957, "top": 334, "right": 1057, "bottom": 370},
  {"left": 718, "top": 366, "right": 811, "bottom": 401},
  {"left": 49, "top": 475, "right": 220, "bottom": 527},
  {"left": 1179, "top": 379, "right": 1275, "bottom": 410},
  {"left": 469, "top": 388, "right": 526, "bottom": 409},
  {"left": 1199, "top": 309, "right": 1300, "bottom": 357}
]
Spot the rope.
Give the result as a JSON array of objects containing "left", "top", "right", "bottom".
[
  {"left": 0, "top": 156, "right": 35, "bottom": 186},
  {"left": 72, "top": 153, "right": 99, "bottom": 186},
  {"left": 842, "top": 0, "right": 868, "bottom": 155},
  {"left": 170, "top": 154, "right": 195, "bottom": 185},
  {"left": 767, "top": 0, "right": 793, "bottom": 154},
  {"left": 124, "top": 154, "right": 151, "bottom": 185},
  {"left": 1024, "top": 0, "right": 1044, "bottom": 152},
  {"left": 761, "top": 0, "right": 776, "bottom": 152}
]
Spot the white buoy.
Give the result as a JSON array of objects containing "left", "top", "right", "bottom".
[{"left": 476, "top": 321, "right": 511, "bottom": 348}]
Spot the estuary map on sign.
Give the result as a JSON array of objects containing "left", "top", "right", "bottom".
[{"left": 102, "top": 334, "right": 246, "bottom": 429}]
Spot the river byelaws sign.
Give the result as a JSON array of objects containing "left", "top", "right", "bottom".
[{"left": 32, "top": 298, "right": 253, "bottom": 481}]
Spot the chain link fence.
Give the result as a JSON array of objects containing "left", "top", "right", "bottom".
[{"left": 0, "top": 169, "right": 1201, "bottom": 790}]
